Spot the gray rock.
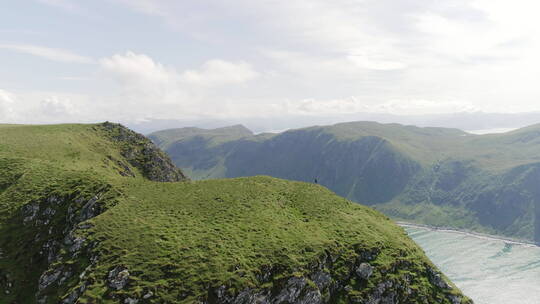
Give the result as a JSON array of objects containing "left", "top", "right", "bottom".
[
  {"left": 143, "top": 291, "right": 154, "bottom": 299},
  {"left": 356, "top": 263, "right": 374, "bottom": 280},
  {"left": 125, "top": 298, "right": 139, "bottom": 304},
  {"left": 79, "top": 196, "right": 100, "bottom": 222},
  {"left": 448, "top": 294, "right": 463, "bottom": 304},
  {"left": 22, "top": 203, "right": 40, "bottom": 224},
  {"left": 69, "top": 236, "right": 86, "bottom": 253},
  {"left": 380, "top": 291, "right": 396, "bottom": 304},
  {"left": 108, "top": 266, "right": 130, "bottom": 290},
  {"left": 38, "top": 269, "right": 62, "bottom": 291},
  {"left": 101, "top": 122, "right": 187, "bottom": 182},
  {"left": 232, "top": 288, "right": 260, "bottom": 304},
  {"left": 43, "top": 207, "right": 56, "bottom": 217},
  {"left": 61, "top": 283, "right": 87, "bottom": 304},
  {"left": 273, "top": 276, "right": 308, "bottom": 303},
  {"left": 311, "top": 270, "right": 332, "bottom": 290},
  {"left": 297, "top": 289, "right": 323, "bottom": 304},
  {"left": 427, "top": 268, "right": 450, "bottom": 289}
]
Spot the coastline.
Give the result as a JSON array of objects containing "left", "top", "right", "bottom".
[{"left": 397, "top": 221, "right": 539, "bottom": 248}]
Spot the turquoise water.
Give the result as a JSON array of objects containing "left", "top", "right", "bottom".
[{"left": 406, "top": 227, "right": 540, "bottom": 304}]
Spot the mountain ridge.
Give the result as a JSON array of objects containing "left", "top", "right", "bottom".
[{"left": 150, "top": 121, "right": 540, "bottom": 243}]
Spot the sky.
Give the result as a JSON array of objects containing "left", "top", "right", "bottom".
[{"left": 1, "top": 0, "right": 540, "bottom": 128}]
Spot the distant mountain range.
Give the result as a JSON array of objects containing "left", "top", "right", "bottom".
[
  {"left": 128, "top": 111, "right": 540, "bottom": 134},
  {"left": 150, "top": 121, "right": 540, "bottom": 243}
]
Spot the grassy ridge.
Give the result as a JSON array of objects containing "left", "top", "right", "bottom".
[
  {"left": 0, "top": 124, "right": 137, "bottom": 179},
  {"left": 81, "top": 177, "right": 426, "bottom": 302}
]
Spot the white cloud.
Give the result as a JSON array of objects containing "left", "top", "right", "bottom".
[
  {"left": 0, "top": 44, "right": 94, "bottom": 64},
  {"left": 285, "top": 97, "right": 480, "bottom": 116},
  {"left": 0, "top": 89, "right": 16, "bottom": 122},
  {"left": 100, "top": 52, "right": 258, "bottom": 88},
  {"left": 40, "top": 96, "right": 78, "bottom": 117},
  {"left": 99, "top": 52, "right": 186, "bottom": 113},
  {"left": 181, "top": 60, "right": 259, "bottom": 86},
  {"left": 0, "top": 89, "right": 97, "bottom": 124},
  {"left": 97, "top": 51, "right": 260, "bottom": 119},
  {"left": 100, "top": 51, "right": 175, "bottom": 87},
  {"left": 374, "top": 99, "right": 480, "bottom": 115},
  {"left": 0, "top": 89, "right": 15, "bottom": 105}
]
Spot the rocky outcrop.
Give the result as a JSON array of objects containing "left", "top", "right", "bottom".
[
  {"left": 197, "top": 249, "right": 468, "bottom": 304},
  {"left": 108, "top": 266, "right": 130, "bottom": 290},
  {"left": 100, "top": 122, "right": 187, "bottom": 182},
  {"left": 0, "top": 166, "right": 126, "bottom": 303},
  {"left": 355, "top": 263, "right": 374, "bottom": 280},
  {"left": 21, "top": 188, "right": 112, "bottom": 304},
  {"left": 88, "top": 247, "right": 469, "bottom": 304}
]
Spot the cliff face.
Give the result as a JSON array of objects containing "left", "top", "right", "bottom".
[
  {"left": 101, "top": 122, "right": 187, "bottom": 182},
  {"left": 150, "top": 122, "right": 540, "bottom": 243},
  {"left": 0, "top": 123, "right": 471, "bottom": 303}
]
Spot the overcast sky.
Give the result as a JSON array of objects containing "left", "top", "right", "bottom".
[{"left": 1, "top": 0, "right": 540, "bottom": 126}]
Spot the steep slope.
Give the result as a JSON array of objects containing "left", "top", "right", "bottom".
[
  {"left": 150, "top": 122, "right": 540, "bottom": 243},
  {"left": 0, "top": 123, "right": 470, "bottom": 303}
]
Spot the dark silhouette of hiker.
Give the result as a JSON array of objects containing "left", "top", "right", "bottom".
[{"left": 314, "top": 178, "right": 318, "bottom": 184}]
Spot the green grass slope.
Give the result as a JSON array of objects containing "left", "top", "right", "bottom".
[
  {"left": 0, "top": 123, "right": 470, "bottom": 303},
  {"left": 150, "top": 121, "right": 540, "bottom": 243}
]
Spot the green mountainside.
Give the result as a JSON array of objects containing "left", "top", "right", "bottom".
[
  {"left": 0, "top": 123, "right": 470, "bottom": 303},
  {"left": 149, "top": 121, "right": 540, "bottom": 243}
]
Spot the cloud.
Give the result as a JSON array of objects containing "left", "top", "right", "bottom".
[
  {"left": 99, "top": 52, "right": 184, "bottom": 116},
  {"left": 100, "top": 51, "right": 175, "bottom": 87},
  {"left": 100, "top": 51, "right": 258, "bottom": 88},
  {"left": 0, "top": 89, "right": 15, "bottom": 105},
  {"left": 0, "top": 44, "right": 94, "bottom": 64},
  {"left": 39, "top": 96, "right": 78, "bottom": 117},
  {"left": 0, "top": 89, "right": 97, "bottom": 124},
  {"left": 97, "top": 51, "right": 260, "bottom": 119},
  {"left": 181, "top": 60, "right": 259, "bottom": 86},
  {"left": 0, "top": 89, "right": 16, "bottom": 121},
  {"left": 285, "top": 97, "right": 480, "bottom": 116}
]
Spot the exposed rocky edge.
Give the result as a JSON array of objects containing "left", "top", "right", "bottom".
[
  {"left": 210, "top": 250, "right": 469, "bottom": 304},
  {"left": 0, "top": 179, "right": 120, "bottom": 304},
  {"left": 99, "top": 122, "right": 187, "bottom": 182},
  {"left": 99, "top": 248, "right": 470, "bottom": 304}
]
